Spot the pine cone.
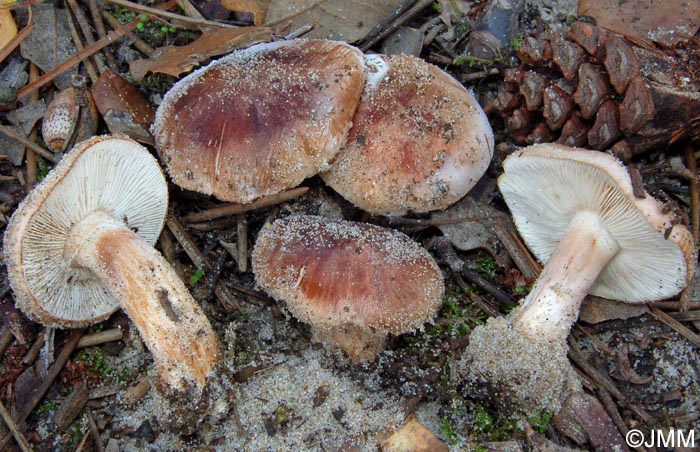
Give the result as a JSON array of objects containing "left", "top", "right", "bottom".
[{"left": 492, "top": 22, "right": 700, "bottom": 160}]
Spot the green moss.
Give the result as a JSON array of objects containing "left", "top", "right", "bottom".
[
  {"left": 77, "top": 348, "right": 113, "bottom": 377},
  {"left": 473, "top": 404, "right": 494, "bottom": 432},
  {"left": 472, "top": 255, "right": 501, "bottom": 280},
  {"left": 527, "top": 410, "right": 554, "bottom": 434},
  {"left": 37, "top": 400, "right": 56, "bottom": 414},
  {"left": 37, "top": 156, "right": 52, "bottom": 181},
  {"left": 439, "top": 417, "right": 462, "bottom": 444}
]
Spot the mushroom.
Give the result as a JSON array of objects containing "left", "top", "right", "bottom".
[
  {"left": 459, "top": 143, "right": 695, "bottom": 414},
  {"left": 321, "top": 53, "right": 494, "bottom": 216},
  {"left": 251, "top": 215, "right": 444, "bottom": 362},
  {"left": 3, "top": 135, "right": 220, "bottom": 396},
  {"left": 152, "top": 39, "right": 366, "bottom": 204}
]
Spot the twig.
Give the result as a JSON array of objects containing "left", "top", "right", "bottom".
[
  {"left": 86, "top": 408, "right": 105, "bottom": 452},
  {"left": 493, "top": 223, "right": 542, "bottom": 280},
  {"left": 680, "top": 145, "right": 699, "bottom": 312},
  {"left": 24, "top": 64, "right": 40, "bottom": 189},
  {"left": 0, "top": 329, "right": 85, "bottom": 450},
  {"left": 183, "top": 187, "right": 310, "bottom": 223},
  {"left": 359, "top": 0, "right": 434, "bottom": 52},
  {"left": 0, "top": 326, "right": 14, "bottom": 358},
  {"left": 22, "top": 331, "right": 45, "bottom": 365},
  {"left": 76, "top": 329, "right": 123, "bottom": 348},
  {"left": 17, "top": 0, "right": 178, "bottom": 99},
  {"left": 166, "top": 214, "right": 211, "bottom": 270},
  {"left": 236, "top": 215, "right": 248, "bottom": 273},
  {"left": 428, "top": 236, "right": 515, "bottom": 309},
  {"left": 265, "top": 0, "right": 328, "bottom": 27},
  {"left": 73, "top": 428, "right": 90, "bottom": 452},
  {"left": 66, "top": 0, "right": 107, "bottom": 75},
  {"left": 106, "top": 0, "right": 236, "bottom": 29},
  {"left": 175, "top": 0, "right": 206, "bottom": 23},
  {"left": 101, "top": 10, "right": 155, "bottom": 56},
  {"left": 83, "top": 0, "right": 119, "bottom": 71},
  {"left": 653, "top": 300, "right": 700, "bottom": 310},
  {"left": 158, "top": 227, "right": 187, "bottom": 281},
  {"left": 648, "top": 307, "right": 700, "bottom": 347},
  {"left": 0, "top": 124, "right": 57, "bottom": 163},
  {"left": 0, "top": 398, "right": 33, "bottom": 452},
  {"left": 386, "top": 215, "right": 483, "bottom": 226},
  {"left": 567, "top": 337, "right": 627, "bottom": 402},
  {"left": 596, "top": 388, "right": 648, "bottom": 452},
  {"left": 64, "top": 4, "right": 100, "bottom": 83}
]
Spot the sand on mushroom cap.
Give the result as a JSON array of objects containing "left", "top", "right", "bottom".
[
  {"left": 459, "top": 143, "right": 696, "bottom": 415},
  {"left": 321, "top": 53, "right": 494, "bottom": 216},
  {"left": 3, "top": 136, "right": 220, "bottom": 415},
  {"left": 251, "top": 214, "right": 445, "bottom": 362},
  {"left": 153, "top": 39, "right": 366, "bottom": 204}
]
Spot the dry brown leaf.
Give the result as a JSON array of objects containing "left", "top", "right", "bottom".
[
  {"left": 0, "top": 0, "right": 18, "bottom": 53},
  {"left": 19, "top": 3, "right": 77, "bottom": 89},
  {"left": 265, "top": 0, "right": 404, "bottom": 42},
  {"left": 92, "top": 70, "right": 156, "bottom": 144},
  {"left": 129, "top": 26, "right": 272, "bottom": 82},
  {"left": 578, "top": 0, "right": 700, "bottom": 46},
  {"left": 221, "top": 0, "right": 271, "bottom": 26},
  {"left": 379, "top": 414, "right": 448, "bottom": 452},
  {"left": 553, "top": 393, "right": 629, "bottom": 451}
]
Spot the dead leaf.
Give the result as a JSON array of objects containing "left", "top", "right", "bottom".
[
  {"left": 578, "top": 0, "right": 700, "bottom": 46},
  {"left": 129, "top": 26, "right": 272, "bottom": 82},
  {"left": 265, "top": 0, "right": 405, "bottom": 43},
  {"left": 0, "top": 0, "right": 18, "bottom": 52},
  {"left": 221, "top": 0, "right": 271, "bottom": 25},
  {"left": 553, "top": 393, "right": 629, "bottom": 452},
  {"left": 0, "top": 99, "right": 45, "bottom": 165},
  {"left": 610, "top": 343, "right": 653, "bottom": 385},
  {"left": 579, "top": 296, "right": 648, "bottom": 324},
  {"left": 19, "top": 3, "right": 78, "bottom": 90},
  {"left": 379, "top": 414, "right": 448, "bottom": 452},
  {"left": 92, "top": 70, "right": 156, "bottom": 144}
]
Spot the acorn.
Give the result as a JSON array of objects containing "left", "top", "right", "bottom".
[{"left": 42, "top": 80, "right": 98, "bottom": 152}]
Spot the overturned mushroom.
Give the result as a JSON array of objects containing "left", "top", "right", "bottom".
[
  {"left": 153, "top": 39, "right": 366, "bottom": 204},
  {"left": 3, "top": 136, "right": 220, "bottom": 400},
  {"left": 460, "top": 143, "right": 695, "bottom": 414},
  {"left": 321, "top": 53, "right": 494, "bottom": 215},
  {"left": 252, "top": 215, "right": 444, "bottom": 362}
]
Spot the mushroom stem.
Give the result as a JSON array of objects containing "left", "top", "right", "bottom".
[
  {"left": 65, "top": 211, "right": 219, "bottom": 391},
  {"left": 511, "top": 209, "right": 620, "bottom": 341}
]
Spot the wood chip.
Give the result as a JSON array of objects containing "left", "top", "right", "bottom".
[{"left": 55, "top": 382, "right": 89, "bottom": 431}]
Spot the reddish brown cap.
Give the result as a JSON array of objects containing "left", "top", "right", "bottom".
[
  {"left": 153, "top": 39, "right": 366, "bottom": 203},
  {"left": 321, "top": 53, "right": 494, "bottom": 215},
  {"left": 251, "top": 215, "right": 444, "bottom": 349}
]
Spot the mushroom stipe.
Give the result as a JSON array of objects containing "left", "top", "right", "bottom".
[
  {"left": 458, "top": 143, "right": 696, "bottom": 415},
  {"left": 3, "top": 135, "right": 220, "bottom": 401}
]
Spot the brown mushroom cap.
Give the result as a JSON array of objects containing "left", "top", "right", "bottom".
[
  {"left": 320, "top": 53, "right": 494, "bottom": 215},
  {"left": 153, "top": 39, "right": 366, "bottom": 203},
  {"left": 251, "top": 215, "right": 444, "bottom": 335}
]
